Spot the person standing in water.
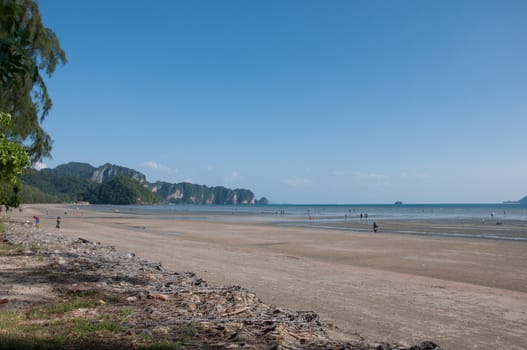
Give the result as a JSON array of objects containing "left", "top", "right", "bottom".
[{"left": 373, "top": 221, "right": 378, "bottom": 233}]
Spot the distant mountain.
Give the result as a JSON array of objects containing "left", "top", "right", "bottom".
[
  {"left": 45, "top": 162, "right": 146, "bottom": 183},
  {"left": 21, "top": 162, "right": 267, "bottom": 205},
  {"left": 519, "top": 195, "right": 527, "bottom": 204},
  {"left": 91, "top": 163, "right": 146, "bottom": 184},
  {"left": 151, "top": 181, "right": 255, "bottom": 205},
  {"left": 50, "top": 162, "right": 95, "bottom": 179}
]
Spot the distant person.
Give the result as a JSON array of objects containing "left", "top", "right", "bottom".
[
  {"left": 56, "top": 216, "right": 61, "bottom": 230},
  {"left": 373, "top": 221, "right": 378, "bottom": 233},
  {"left": 33, "top": 216, "right": 40, "bottom": 228},
  {"left": 360, "top": 213, "right": 363, "bottom": 220}
]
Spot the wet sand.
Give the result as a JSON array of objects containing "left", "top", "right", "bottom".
[{"left": 8, "top": 204, "right": 527, "bottom": 349}]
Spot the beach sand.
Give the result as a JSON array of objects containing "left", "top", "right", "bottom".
[{"left": 9, "top": 204, "right": 527, "bottom": 349}]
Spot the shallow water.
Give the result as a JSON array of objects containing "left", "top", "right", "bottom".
[
  {"left": 83, "top": 203, "right": 527, "bottom": 219},
  {"left": 78, "top": 203, "right": 527, "bottom": 242}
]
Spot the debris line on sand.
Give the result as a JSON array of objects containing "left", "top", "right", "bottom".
[{"left": 3, "top": 221, "right": 441, "bottom": 349}]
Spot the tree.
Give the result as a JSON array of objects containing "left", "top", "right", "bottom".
[
  {"left": 83, "top": 177, "right": 158, "bottom": 205},
  {"left": 0, "top": 112, "right": 30, "bottom": 208},
  {"left": 0, "top": 0, "right": 67, "bottom": 161}
]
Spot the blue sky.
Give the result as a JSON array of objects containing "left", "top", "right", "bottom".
[{"left": 37, "top": 0, "right": 526, "bottom": 204}]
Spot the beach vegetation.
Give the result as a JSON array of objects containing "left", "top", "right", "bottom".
[
  {"left": 0, "top": 112, "right": 30, "bottom": 208},
  {"left": 0, "top": 284, "right": 190, "bottom": 350},
  {"left": 0, "top": 241, "right": 23, "bottom": 254},
  {"left": 0, "top": 289, "right": 129, "bottom": 347},
  {"left": 0, "top": 0, "right": 67, "bottom": 162},
  {"left": 29, "top": 242, "right": 40, "bottom": 252},
  {"left": 1, "top": 0, "right": 65, "bottom": 207},
  {"left": 27, "top": 291, "right": 100, "bottom": 320},
  {"left": 0, "top": 311, "right": 123, "bottom": 349}
]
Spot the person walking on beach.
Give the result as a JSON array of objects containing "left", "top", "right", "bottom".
[
  {"left": 33, "top": 216, "right": 40, "bottom": 228},
  {"left": 56, "top": 216, "right": 61, "bottom": 231},
  {"left": 373, "top": 221, "right": 378, "bottom": 233}
]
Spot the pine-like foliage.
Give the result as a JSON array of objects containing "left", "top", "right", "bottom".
[{"left": 0, "top": 0, "right": 67, "bottom": 161}]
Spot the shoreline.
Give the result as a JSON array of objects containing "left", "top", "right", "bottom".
[
  {"left": 5, "top": 204, "right": 527, "bottom": 349},
  {"left": 73, "top": 203, "right": 527, "bottom": 242},
  {"left": 0, "top": 224, "right": 353, "bottom": 348},
  {"left": 1, "top": 213, "right": 439, "bottom": 349}
]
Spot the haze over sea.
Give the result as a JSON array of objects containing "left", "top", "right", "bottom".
[{"left": 81, "top": 203, "right": 527, "bottom": 242}]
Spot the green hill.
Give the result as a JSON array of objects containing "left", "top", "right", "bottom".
[{"left": 20, "top": 162, "right": 266, "bottom": 205}]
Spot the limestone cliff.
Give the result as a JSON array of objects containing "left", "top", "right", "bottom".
[
  {"left": 22, "top": 162, "right": 262, "bottom": 205},
  {"left": 150, "top": 182, "right": 254, "bottom": 205},
  {"left": 91, "top": 163, "right": 146, "bottom": 184}
]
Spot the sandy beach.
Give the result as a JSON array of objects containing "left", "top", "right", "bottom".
[{"left": 8, "top": 204, "right": 527, "bottom": 349}]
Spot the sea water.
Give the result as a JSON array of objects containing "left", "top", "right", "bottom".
[
  {"left": 80, "top": 203, "right": 527, "bottom": 242},
  {"left": 85, "top": 203, "right": 527, "bottom": 221}
]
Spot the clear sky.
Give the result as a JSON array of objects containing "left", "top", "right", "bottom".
[{"left": 36, "top": 0, "right": 526, "bottom": 204}]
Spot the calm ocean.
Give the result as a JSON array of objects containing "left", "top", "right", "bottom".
[
  {"left": 86, "top": 203, "right": 527, "bottom": 221},
  {"left": 81, "top": 203, "right": 527, "bottom": 242}
]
